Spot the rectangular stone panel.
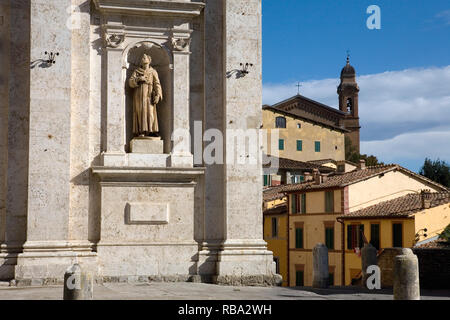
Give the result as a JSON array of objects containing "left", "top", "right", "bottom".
[{"left": 126, "top": 202, "right": 169, "bottom": 225}]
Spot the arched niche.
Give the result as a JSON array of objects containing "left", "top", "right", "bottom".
[{"left": 123, "top": 41, "right": 173, "bottom": 154}]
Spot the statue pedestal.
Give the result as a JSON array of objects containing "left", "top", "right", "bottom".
[{"left": 130, "top": 137, "right": 164, "bottom": 154}]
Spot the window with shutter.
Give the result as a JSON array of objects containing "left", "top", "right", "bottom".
[
  {"left": 279, "top": 139, "right": 284, "bottom": 150},
  {"left": 315, "top": 141, "right": 321, "bottom": 152},
  {"left": 325, "top": 227, "right": 334, "bottom": 250},
  {"left": 295, "top": 228, "right": 303, "bottom": 249},
  {"left": 325, "top": 191, "right": 334, "bottom": 213},
  {"left": 271, "top": 218, "right": 278, "bottom": 238},
  {"left": 301, "top": 194, "right": 306, "bottom": 214},
  {"left": 291, "top": 194, "right": 297, "bottom": 214},
  {"left": 297, "top": 140, "right": 303, "bottom": 151},
  {"left": 370, "top": 224, "right": 380, "bottom": 250},
  {"left": 296, "top": 271, "right": 304, "bottom": 286},
  {"left": 393, "top": 223, "right": 403, "bottom": 247}
]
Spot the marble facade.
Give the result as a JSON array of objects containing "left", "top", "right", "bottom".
[{"left": 0, "top": 0, "right": 279, "bottom": 286}]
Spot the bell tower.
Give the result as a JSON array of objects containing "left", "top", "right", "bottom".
[{"left": 338, "top": 55, "right": 361, "bottom": 153}]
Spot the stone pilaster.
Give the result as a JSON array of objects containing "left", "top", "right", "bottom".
[
  {"left": 213, "top": 0, "right": 279, "bottom": 285},
  {"left": 14, "top": 0, "right": 96, "bottom": 283}
]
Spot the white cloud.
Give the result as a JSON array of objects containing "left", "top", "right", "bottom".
[
  {"left": 436, "top": 10, "right": 450, "bottom": 26},
  {"left": 361, "top": 130, "right": 450, "bottom": 164},
  {"left": 263, "top": 65, "right": 450, "bottom": 167}
]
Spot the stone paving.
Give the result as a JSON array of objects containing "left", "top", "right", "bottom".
[{"left": 0, "top": 282, "right": 449, "bottom": 300}]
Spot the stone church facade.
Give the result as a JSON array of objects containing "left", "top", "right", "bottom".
[{"left": 0, "top": 0, "right": 279, "bottom": 285}]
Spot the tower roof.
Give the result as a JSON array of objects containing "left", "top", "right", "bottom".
[{"left": 341, "top": 56, "right": 356, "bottom": 78}]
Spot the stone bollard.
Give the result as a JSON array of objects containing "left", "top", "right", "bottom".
[
  {"left": 312, "top": 243, "right": 329, "bottom": 288},
  {"left": 63, "top": 264, "right": 94, "bottom": 300},
  {"left": 361, "top": 243, "right": 378, "bottom": 288},
  {"left": 393, "top": 249, "right": 420, "bottom": 300}
]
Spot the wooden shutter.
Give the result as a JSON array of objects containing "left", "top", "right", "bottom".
[
  {"left": 358, "top": 224, "right": 365, "bottom": 247},
  {"left": 325, "top": 191, "right": 334, "bottom": 213},
  {"left": 291, "top": 194, "right": 297, "bottom": 214},
  {"left": 326, "top": 227, "right": 334, "bottom": 250},
  {"left": 301, "top": 194, "right": 306, "bottom": 214},
  {"left": 393, "top": 223, "right": 403, "bottom": 247},
  {"left": 296, "top": 271, "right": 304, "bottom": 286},
  {"left": 370, "top": 224, "right": 380, "bottom": 250},
  {"left": 347, "top": 225, "right": 352, "bottom": 249},
  {"left": 296, "top": 228, "right": 303, "bottom": 249}
]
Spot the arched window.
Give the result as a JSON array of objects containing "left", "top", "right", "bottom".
[
  {"left": 346, "top": 98, "right": 353, "bottom": 113},
  {"left": 275, "top": 116, "right": 286, "bottom": 128}
]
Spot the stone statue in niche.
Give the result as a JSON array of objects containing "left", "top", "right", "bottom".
[{"left": 129, "top": 54, "right": 163, "bottom": 138}]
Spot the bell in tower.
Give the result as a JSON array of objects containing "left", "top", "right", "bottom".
[{"left": 338, "top": 54, "right": 361, "bottom": 153}]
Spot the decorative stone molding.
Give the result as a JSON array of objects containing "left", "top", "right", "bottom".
[
  {"left": 171, "top": 37, "right": 191, "bottom": 52},
  {"left": 92, "top": 0, "right": 205, "bottom": 17},
  {"left": 103, "top": 33, "right": 125, "bottom": 48}
]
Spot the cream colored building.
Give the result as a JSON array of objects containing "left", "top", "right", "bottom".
[
  {"left": 262, "top": 99, "right": 347, "bottom": 163},
  {"left": 281, "top": 163, "right": 448, "bottom": 287}
]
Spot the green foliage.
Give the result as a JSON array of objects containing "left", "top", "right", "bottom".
[
  {"left": 419, "top": 158, "right": 450, "bottom": 188},
  {"left": 439, "top": 224, "right": 450, "bottom": 242},
  {"left": 345, "top": 136, "right": 384, "bottom": 166}
]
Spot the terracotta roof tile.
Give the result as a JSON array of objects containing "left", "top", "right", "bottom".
[
  {"left": 341, "top": 192, "right": 450, "bottom": 219},
  {"left": 263, "top": 204, "right": 288, "bottom": 215},
  {"left": 279, "top": 164, "right": 449, "bottom": 194},
  {"left": 263, "top": 156, "right": 334, "bottom": 171}
]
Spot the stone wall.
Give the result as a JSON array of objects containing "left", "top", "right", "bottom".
[
  {"left": 377, "top": 248, "right": 404, "bottom": 288},
  {"left": 412, "top": 248, "right": 450, "bottom": 289}
]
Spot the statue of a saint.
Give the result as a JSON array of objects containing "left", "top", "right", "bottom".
[{"left": 129, "top": 54, "right": 163, "bottom": 137}]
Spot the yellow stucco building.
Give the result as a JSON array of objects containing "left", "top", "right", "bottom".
[
  {"left": 280, "top": 163, "right": 448, "bottom": 287},
  {"left": 340, "top": 191, "right": 450, "bottom": 285},
  {"left": 262, "top": 96, "right": 347, "bottom": 163}
]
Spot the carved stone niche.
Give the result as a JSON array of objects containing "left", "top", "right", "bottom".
[
  {"left": 95, "top": 0, "right": 205, "bottom": 169},
  {"left": 124, "top": 42, "right": 173, "bottom": 154}
]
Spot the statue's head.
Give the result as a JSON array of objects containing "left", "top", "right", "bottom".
[{"left": 141, "top": 54, "right": 151, "bottom": 66}]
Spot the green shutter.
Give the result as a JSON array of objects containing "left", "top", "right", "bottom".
[
  {"left": 296, "top": 271, "right": 304, "bottom": 286},
  {"left": 393, "top": 224, "right": 403, "bottom": 247},
  {"left": 315, "top": 141, "right": 321, "bottom": 152},
  {"left": 326, "top": 227, "right": 334, "bottom": 250},
  {"left": 347, "top": 225, "right": 353, "bottom": 249},
  {"left": 279, "top": 139, "right": 284, "bottom": 150},
  {"left": 301, "top": 194, "right": 306, "bottom": 214},
  {"left": 296, "top": 228, "right": 303, "bottom": 249},
  {"left": 272, "top": 218, "right": 278, "bottom": 238},
  {"left": 291, "top": 194, "right": 297, "bottom": 214},
  {"left": 325, "top": 191, "right": 334, "bottom": 213},
  {"left": 370, "top": 224, "right": 380, "bottom": 250},
  {"left": 359, "top": 224, "right": 365, "bottom": 247},
  {"left": 297, "top": 140, "right": 303, "bottom": 151},
  {"left": 328, "top": 273, "right": 334, "bottom": 286},
  {"left": 263, "top": 175, "right": 268, "bottom": 186}
]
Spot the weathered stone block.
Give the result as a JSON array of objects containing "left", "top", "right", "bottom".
[{"left": 130, "top": 138, "right": 164, "bottom": 154}]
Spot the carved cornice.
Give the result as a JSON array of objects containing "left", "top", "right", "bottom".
[{"left": 92, "top": 0, "right": 205, "bottom": 18}]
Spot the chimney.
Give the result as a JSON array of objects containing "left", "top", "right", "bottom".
[
  {"left": 304, "top": 172, "right": 312, "bottom": 182},
  {"left": 313, "top": 169, "right": 321, "bottom": 185},
  {"left": 336, "top": 161, "right": 346, "bottom": 173},
  {"left": 359, "top": 159, "right": 366, "bottom": 170},
  {"left": 421, "top": 190, "right": 432, "bottom": 209}
]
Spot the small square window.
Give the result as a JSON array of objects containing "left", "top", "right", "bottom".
[{"left": 297, "top": 123, "right": 302, "bottom": 129}]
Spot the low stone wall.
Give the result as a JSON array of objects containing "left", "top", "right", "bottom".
[
  {"left": 377, "top": 248, "right": 404, "bottom": 288},
  {"left": 378, "top": 247, "right": 450, "bottom": 289},
  {"left": 412, "top": 248, "right": 450, "bottom": 289}
]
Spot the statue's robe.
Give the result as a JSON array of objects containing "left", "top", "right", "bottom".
[{"left": 129, "top": 66, "right": 163, "bottom": 135}]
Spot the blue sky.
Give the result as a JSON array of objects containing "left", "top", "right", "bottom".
[{"left": 262, "top": 0, "right": 450, "bottom": 172}]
